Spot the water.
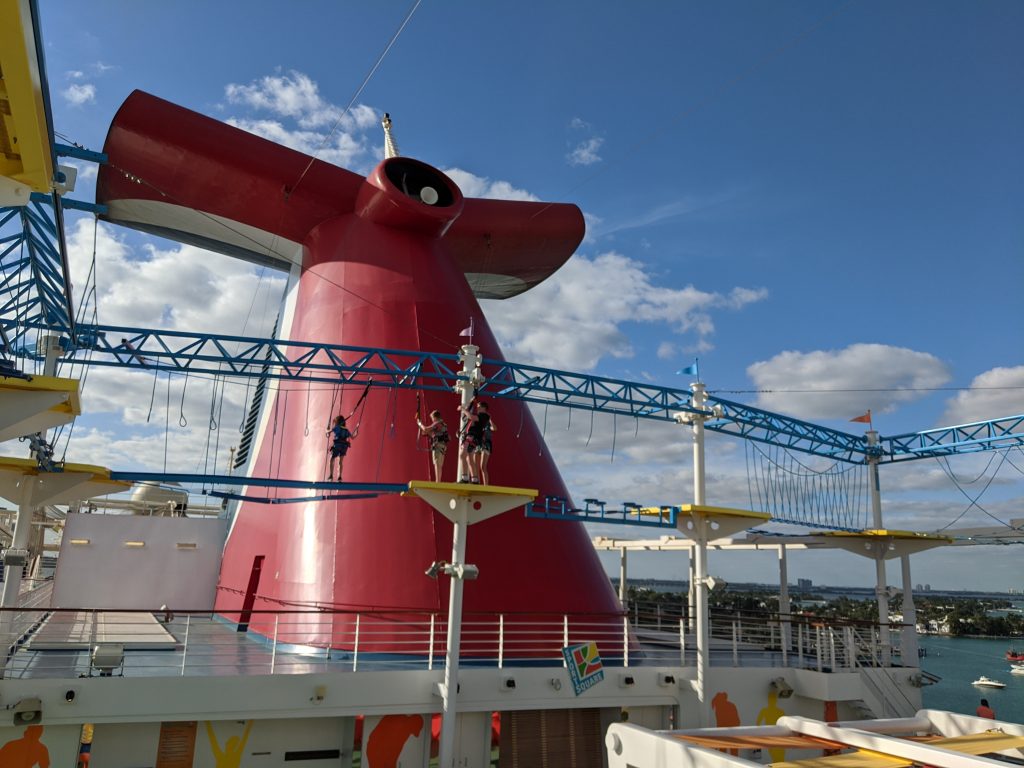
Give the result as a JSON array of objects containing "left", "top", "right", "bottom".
[{"left": 919, "top": 636, "right": 1024, "bottom": 722}]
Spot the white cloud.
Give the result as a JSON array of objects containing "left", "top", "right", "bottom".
[
  {"left": 222, "top": 71, "right": 378, "bottom": 169},
  {"left": 582, "top": 211, "right": 603, "bottom": 244},
  {"left": 58, "top": 219, "right": 287, "bottom": 450},
  {"left": 62, "top": 83, "right": 96, "bottom": 106},
  {"left": 594, "top": 190, "right": 740, "bottom": 240},
  {"left": 66, "top": 218, "right": 285, "bottom": 336},
  {"left": 657, "top": 341, "right": 677, "bottom": 360},
  {"left": 225, "top": 71, "right": 377, "bottom": 132},
  {"left": 940, "top": 366, "right": 1024, "bottom": 425},
  {"left": 567, "top": 137, "right": 604, "bottom": 166},
  {"left": 225, "top": 117, "right": 368, "bottom": 168},
  {"left": 484, "top": 251, "right": 767, "bottom": 369},
  {"left": 66, "top": 70, "right": 85, "bottom": 80},
  {"left": 747, "top": 343, "right": 950, "bottom": 420},
  {"left": 443, "top": 168, "right": 539, "bottom": 201},
  {"left": 63, "top": 161, "right": 97, "bottom": 182}
]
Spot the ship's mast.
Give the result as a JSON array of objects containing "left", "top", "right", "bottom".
[{"left": 382, "top": 112, "right": 400, "bottom": 159}]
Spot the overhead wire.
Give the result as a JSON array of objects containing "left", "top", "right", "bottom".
[
  {"left": 934, "top": 449, "right": 1013, "bottom": 531},
  {"left": 288, "top": 0, "right": 423, "bottom": 197}
]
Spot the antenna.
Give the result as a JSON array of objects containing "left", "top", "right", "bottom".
[{"left": 382, "top": 112, "right": 400, "bottom": 159}]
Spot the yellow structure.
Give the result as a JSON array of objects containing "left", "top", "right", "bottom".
[
  {"left": 0, "top": 0, "right": 55, "bottom": 204},
  {"left": 0, "top": 457, "right": 131, "bottom": 508},
  {"left": 0, "top": 375, "right": 81, "bottom": 442}
]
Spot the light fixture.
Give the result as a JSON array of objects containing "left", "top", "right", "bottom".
[
  {"left": 702, "top": 575, "right": 727, "bottom": 592},
  {"left": 3, "top": 548, "right": 28, "bottom": 566},
  {"left": 452, "top": 563, "right": 479, "bottom": 580},
  {"left": 123, "top": 541, "right": 145, "bottom": 548},
  {"left": 91, "top": 643, "right": 125, "bottom": 677},
  {"left": 425, "top": 561, "right": 479, "bottom": 580},
  {"left": 176, "top": 542, "right": 198, "bottom": 550},
  {"left": 12, "top": 697, "right": 42, "bottom": 725},
  {"left": 770, "top": 677, "right": 794, "bottom": 699},
  {"left": 69, "top": 538, "right": 91, "bottom": 546}
]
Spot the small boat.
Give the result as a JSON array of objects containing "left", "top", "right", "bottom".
[
  {"left": 1010, "top": 665, "right": 1024, "bottom": 676},
  {"left": 1005, "top": 649, "right": 1024, "bottom": 661},
  {"left": 972, "top": 676, "right": 1006, "bottom": 688}
]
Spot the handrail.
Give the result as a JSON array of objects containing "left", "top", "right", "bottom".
[{"left": 0, "top": 603, "right": 914, "bottom": 680}]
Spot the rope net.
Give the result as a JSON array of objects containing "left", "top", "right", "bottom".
[{"left": 746, "top": 442, "right": 869, "bottom": 531}]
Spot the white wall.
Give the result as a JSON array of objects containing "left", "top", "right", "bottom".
[
  {"left": 90, "top": 718, "right": 354, "bottom": 768},
  {"left": 52, "top": 513, "right": 227, "bottom": 610}
]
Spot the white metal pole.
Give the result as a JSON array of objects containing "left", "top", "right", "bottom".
[
  {"left": 1, "top": 481, "right": 35, "bottom": 610},
  {"left": 438, "top": 500, "right": 469, "bottom": 768},
  {"left": 694, "top": 534, "right": 709, "bottom": 725},
  {"left": 619, "top": 547, "right": 627, "bottom": 603},
  {"left": 875, "top": 553, "right": 891, "bottom": 666},
  {"left": 691, "top": 383, "right": 707, "bottom": 507},
  {"left": 900, "top": 555, "right": 919, "bottom": 665},
  {"left": 865, "top": 430, "right": 890, "bottom": 665},
  {"left": 690, "top": 382, "right": 710, "bottom": 725},
  {"left": 3, "top": 335, "right": 61, "bottom": 611},
  {"left": 778, "top": 544, "right": 790, "bottom": 663},
  {"left": 687, "top": 550, "right": 696, "bottom": 634},
  {"left": 455, "top": 345, "right": 480, "bottom": 482}
]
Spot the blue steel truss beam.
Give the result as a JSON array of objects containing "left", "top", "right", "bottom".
[
  {"left": 107, "top": 472, "right": 407, "bottom": 496},
  {"left": 8, "top": 319, "right": 1021, "bottom": 464},
  {"left": 0, "top": 199, "right": 75, "bottom": 350},
  {"left": 884, "top": 414, "right": 1024, "bottom": 462}
]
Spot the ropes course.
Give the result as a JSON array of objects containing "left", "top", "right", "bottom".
[
  {"left": 745, "top": 442, "right": 869, "bottom": 531},
  {"left": 0, "top": 77, "right": 1021, "bottom": 535}
]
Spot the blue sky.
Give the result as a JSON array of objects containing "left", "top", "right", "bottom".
[{"left": 31, "top": 1, "right": 1023, "bottom": 590}]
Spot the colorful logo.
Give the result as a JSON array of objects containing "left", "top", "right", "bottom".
[{"left": 562, "top": 641, "right": 604, "bottom": 695}]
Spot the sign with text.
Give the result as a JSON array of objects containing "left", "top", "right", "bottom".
[{"left": 562, "top": 641, "right": 604, "bottom": 695}]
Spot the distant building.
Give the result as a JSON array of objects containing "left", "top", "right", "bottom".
[
  {"left": 924, "top": 584, "right": 931, "bottom": 592},
  {"left": 797, "top": 578, "right": 812, "bottom": 590}
]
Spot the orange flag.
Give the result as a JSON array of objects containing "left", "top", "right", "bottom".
[{"left": 850, "top": 410, "right": 872, "bottom": 424}]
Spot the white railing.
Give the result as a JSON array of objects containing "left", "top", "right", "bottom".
[
  {"left": 0, "top": 602, "right": 912, "bottom": 680},
  {"left": 626, "top": 598, "right": 908, "bottom": 672}
]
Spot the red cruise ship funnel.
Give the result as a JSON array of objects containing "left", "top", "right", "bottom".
[{"left": 96, "top": 91, "right": 623, "bottom": 652}]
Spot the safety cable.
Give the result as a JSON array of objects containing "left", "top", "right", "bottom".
[
  {"left": 288, "top": 0, "right": 423, "bottom": 198},
  {"left": 935, "top": 450, "right": 1013, "bottom": 531}
]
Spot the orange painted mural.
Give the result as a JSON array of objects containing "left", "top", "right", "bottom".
[
  {"left": 0, "top": 725, "right": 50, "bottom": 768},
  {"left": 711, "top": 692, "right": 741, "bottom": 755},
  {"left": 365, "top": 714, "right": 424, "bottom": 768}
]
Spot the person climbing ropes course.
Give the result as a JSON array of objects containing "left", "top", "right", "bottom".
[{"left": 416, "top": 408, "right": 449, "bottom": 482}]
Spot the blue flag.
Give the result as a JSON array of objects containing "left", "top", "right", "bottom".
[{"left": 677, "top": 361, "right": 699, "bottom": 376}]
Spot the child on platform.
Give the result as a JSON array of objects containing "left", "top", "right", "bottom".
[{"left": 416, "top": 409, "right": 449, "bottom": 482}]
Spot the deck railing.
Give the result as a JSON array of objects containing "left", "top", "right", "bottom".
[{"left": 0, "top": 602, "right": 912, "bottom": 680}]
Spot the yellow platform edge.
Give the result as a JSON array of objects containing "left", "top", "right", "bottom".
[{"left": 405, "top": 480, "right": 538, "bottom": 499}]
